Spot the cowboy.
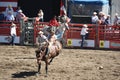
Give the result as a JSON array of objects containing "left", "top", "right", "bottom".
[
  {"left": 36, "top": 31, "right": 48, "bottom": 47},
  {"left": 36, "top": 31, "right": 49, "bottom": 57}
]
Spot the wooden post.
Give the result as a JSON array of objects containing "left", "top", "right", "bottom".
[{"left": 20, "top": 19, "right": 25, "bottom": 45}]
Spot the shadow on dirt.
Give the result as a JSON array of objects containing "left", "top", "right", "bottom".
[{"left": 12, "top": 71, "right": 37, "bottom": 78}]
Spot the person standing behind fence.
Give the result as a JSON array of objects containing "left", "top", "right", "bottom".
[
  {"left": 80, "top": 24, "right": 88, "bottom": 48},
  {"left": 113, "top": 13, "right": 119, "bottom": 26},
  {"left": 99, "top": 12, "right": 106, "bottom": 25},
  {"left": 6, "top": 11, "right": 15, "bottom": 21},
  {"left": 37, "top": 9, "right": 44, "bottom": 22},
  {"left": 5, "top": 4, "right": 14, "bottom": 18},
  {"left": 16, "top": 10, "right": 28, "bottom": 22},
  {"left": 92, "top": 12, "right": 99, "bottom": 24},
  {"left": 10, "top": 22, "right": 17, "bottom": 46},
  {"left": 61, "top": 14, "right": 70, "bottom": 30},
  {"left": 105, "top": 15, "right": 111, "bottom": 25}
]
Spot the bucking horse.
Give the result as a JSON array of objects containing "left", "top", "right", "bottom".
[{"left": 35, "top": 40, "right": 62, "bottom": 76}]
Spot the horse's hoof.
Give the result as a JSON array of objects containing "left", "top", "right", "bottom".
[
  {"left": 36, "top": 72, "right": 40, "bottom": 76},
  {"left": 36, "top": 73, "right": 39, "bottom": 77}
]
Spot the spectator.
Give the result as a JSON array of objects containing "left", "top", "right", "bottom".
[
  {"left": 6, "top": 11, "right": 15, "bottom": 21},
  {"left": 5, "top": 4, "right": 14, "bottom": 17},
  {"left": 10, "top": 22, "right": 17, "bottom": 46},
  {"left": 61, "top": 14, "right": 71, "bottom": 30},
  {"left": 37, "top": 9, "right": 44, "bottom": 22},
  {"left": 99, "top": 12, "right": 106, "bottom": 25},
  {"left": 113, "top": 13, "right": 119, "bottom": 25},
  {"left": 49, "top": 16, "right": 59, "bottom": 27},
  {"left": 16, "top": 10, "right": 28, "bottom": 22},
  {"left": 0, "top": 11, "right": 5, "bottom": 21},
  {"left": 80, "top": 24, "right": 88, "bottom": 48},
  {"left": 91, "top": 12, "right": 99, "bottom": 24},
  {"left": 48, "top": 16, "right": 60, "bottom": 34},
  {"left": 105, "top": 15, "right": 111, "bottom": 25}
]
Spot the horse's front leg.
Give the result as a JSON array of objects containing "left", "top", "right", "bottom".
[
  {"left": 36, "top": 60, "right": 41, "bottom": 76},
  {"left": 38, "top": 63, "right": 41, "bottom": 74},
  {"left": 45, "top": 60, "right": 49, "bottom": 77}
]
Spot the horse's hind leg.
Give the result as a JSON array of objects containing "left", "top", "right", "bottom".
[
  {"left": 36, "top": 63, "right": 41, "bottom": 76},
  {"left": 45, "top": 60, "right": 48, "bottom": 77}
]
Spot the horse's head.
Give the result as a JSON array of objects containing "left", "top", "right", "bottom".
[
  {"left": 35, "top": 49, "right": 41, "bottom": 58},
  {"left": 35, "top": 42, "right": 49, "bottom": 58}
]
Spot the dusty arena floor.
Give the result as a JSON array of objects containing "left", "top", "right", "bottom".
[{"left": 0, "top": 45, "right": 120, "bottom": 80}]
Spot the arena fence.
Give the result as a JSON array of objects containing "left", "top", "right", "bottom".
[{"left": 0, "top": 19, "right": 120, "bottom": 50}]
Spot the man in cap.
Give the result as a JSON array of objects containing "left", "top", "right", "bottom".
[{"left": 80, "top": 24, "right": 89, "bottom": 48}]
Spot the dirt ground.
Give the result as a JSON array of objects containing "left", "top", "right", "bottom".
[{"left": 0, "top": 45, "right": 120, "bottom": 80}]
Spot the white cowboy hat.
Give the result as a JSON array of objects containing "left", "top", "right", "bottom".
[
  {"left": 93, "top": 12, "right": 97, "bottom": 15},
  {"left": 11, "top": 23, "right": 16, "bottom": 27},
  {"left": 18, "top": 10, "right": 22, "bottom": 13},
  {"left": 38, "top": 31, "right": 43, "bottom": 34},
  {"left": 83, "top": 24, "right": 88, "bottom": 28}
]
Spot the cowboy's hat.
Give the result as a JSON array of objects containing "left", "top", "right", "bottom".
[
  {"left": 18, "top": 10, "right": 22, "bottom": 13},
  {"left": 11, "top": 23, "right": 16, "bottom": 27},
  {"left": 83, "top": 24, "right": 88, "bottom": 28},
  {"left": 93, "top": 12, "right": 97, "bottom": 15}
]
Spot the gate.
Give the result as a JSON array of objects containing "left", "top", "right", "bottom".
[
  {"left": 64, "top": 23, "right": 120, "bottom": 49},
  {"left": 98, "top": 25, "right": 120, "bottom": 49},
  {"left": 20, "top": 18, "right": 35, "bottom": 45}
]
